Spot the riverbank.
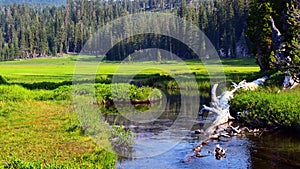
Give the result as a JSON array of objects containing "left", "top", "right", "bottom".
[
  {"left": 230, "top": 72, "right": 300, "bottom": 129},
  {"left": 0, "top": 93, "right": 117, "bottom": 168}
]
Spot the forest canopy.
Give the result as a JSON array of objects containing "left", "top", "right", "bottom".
[{"left": 0, "top": 0, "right": 251, "bottom": 61}]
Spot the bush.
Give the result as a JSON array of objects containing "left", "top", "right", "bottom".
[
  {"left": 230, "top": 87, "right": 300, "bottom": 127},
  {"left": 95, "top": 84, "right": 112, "bottom": 103}
]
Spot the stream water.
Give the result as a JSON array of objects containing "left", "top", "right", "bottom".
[{"left": 102, "top": 94, "right": 300, "bottom": 169}]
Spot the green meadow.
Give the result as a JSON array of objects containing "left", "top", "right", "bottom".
[
  {"left": 0, "top": 55, "right": 259, "bottom": 83},
  {"left": 0, "top": 55, "right": 275, "bottom": 168}
]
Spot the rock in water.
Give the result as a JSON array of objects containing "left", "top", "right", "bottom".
[{"left": 215, "top": 144, "right": 226, "bottom": 160}]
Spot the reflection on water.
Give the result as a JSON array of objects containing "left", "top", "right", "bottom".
[
  {"left": 101, "top": 94, "right": 300, "bottom": 168},
  {"left": 250, "top": 130, "right": 300, "bottom": 168},
  {"left": 103, "top": 94, "right": 204, "bottom": 158}
]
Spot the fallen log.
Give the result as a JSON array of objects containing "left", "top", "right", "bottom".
[
  {"left": 200, "top": 76, "right": 268, "bottom": 135},
  {"left": 183, "top": 77, "right": 269, "bottom": 162},
  {"left": 187, "top": 122, "right": 270, "bottom": 162}
]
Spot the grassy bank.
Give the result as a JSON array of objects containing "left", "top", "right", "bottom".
[
  {"left": 0, "top": 80, "right": 161, "bottom": 167},
  {"left": 0, "top": 87, "right": 117, "bottom": 168},
  {"left": 229, "top": 70, "right": 300, "bottom": 128},
  {"left": 231, "top": 85, "right": 300, "bottom": 128}
]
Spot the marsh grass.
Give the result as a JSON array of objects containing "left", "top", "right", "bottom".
[{"left": 0, "top": 85, "right": 71, "bottom": 102}]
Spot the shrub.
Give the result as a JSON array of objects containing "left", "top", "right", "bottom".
[
  {"left": 95, "top": 84, "right": 112, "bottom": 103},
  {"left": 110, "top": 123, "right": 135, "bottom": 147}
]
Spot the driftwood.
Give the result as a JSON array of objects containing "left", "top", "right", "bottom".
[
  {"left": 186, "top": 122, "right": 276, "bottom": 162},
  {"left": 200, "top": 76, "right": 268, "bottom": 135},
  {"left": 183, "top": 77, "right": 269, "bottom": 161},
  {"left": 185, "top": 121, "right": 269, "bottom": 162},
  {"left": 215, "top": 144, "right": 226, "bottom": 160}
]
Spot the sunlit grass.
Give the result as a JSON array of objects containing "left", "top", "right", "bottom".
[
  {"left": 0, "top": 55, "right": 259, "bottom": 83},
  {"left": 0, "top": 100, "right": 116, "bottom": 167}
]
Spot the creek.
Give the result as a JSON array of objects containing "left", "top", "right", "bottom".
[{"left": 102, "top": 94, "right": 300, "bottom": 169}]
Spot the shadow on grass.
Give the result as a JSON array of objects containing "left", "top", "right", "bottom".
[
  {"left": 0, "top": 75, "right": 8, "bottom": 84},
  {"left": 221, "top": 57, "right": 257, "bottom": 66},
  {"left": 225, "top": 70, "right": 279, "bottom": 83},
  {"left": 2, "top": 71, "right": 279, "bottom": 92}
]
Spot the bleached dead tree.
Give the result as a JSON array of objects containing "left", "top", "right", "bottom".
[
  {"left": 200, "top": 76, "right": 268, "bottom": 135},
  {"left": 184, "top": 77, "right": 269, "bottom": 161}
]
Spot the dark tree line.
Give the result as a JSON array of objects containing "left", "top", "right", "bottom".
[{"left": 0, "top": 0, "right": 251, "bottom": 61}]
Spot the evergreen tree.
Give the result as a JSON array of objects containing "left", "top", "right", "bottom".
[
  {"left": 246, "top": 0, "right": 273, "bottom": 71},
  {"left": 283, "top": 0, "right": 300, "bottom": 79},
  {"left": 0, "top": 0, "right": 253, "bottom": 61},
  {"left": 247, "top": 0, "right": 299, "bottom": 76}
]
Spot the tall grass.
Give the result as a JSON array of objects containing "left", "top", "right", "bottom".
[{"left": 4, "top": 148, "right": 116, "bottom": 169}]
